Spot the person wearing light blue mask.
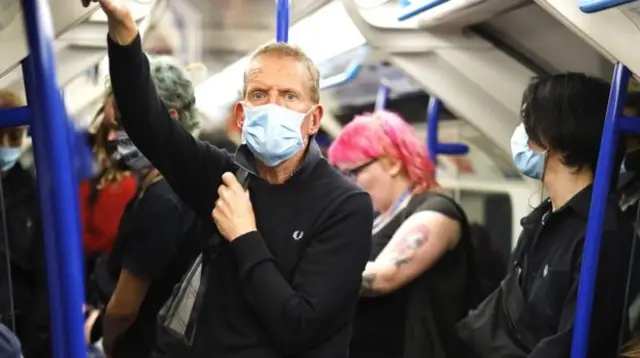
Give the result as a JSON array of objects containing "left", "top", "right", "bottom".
[
  {"left": 240, "top": 103, "right": 317, "bottom": 167},
  {"left": 0, "top": 126, "right": 24, "bottom": 174},
  {"left": 459, "top": 73, "right": 633, "bottom": 358},
  {"left": 0, "top": 146, "right": 20, "bottom": 173},
  {"left": 0, "top": 89, "right": 52, "bottom": 358},
  {"left": 100, "top": 5, "right": 374, "bottom": 355},
  {"left": 510, "top": 123, "right": 546, "bottom": 180}
]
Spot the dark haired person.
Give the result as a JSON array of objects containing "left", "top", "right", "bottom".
[
  {"left": 458, "top": 73, "right": 634, "bottom": 358},
  {"left": 80, "top": 96, "right": 137, "bottom": 305}
]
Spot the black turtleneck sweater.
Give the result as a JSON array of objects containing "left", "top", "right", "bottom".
[{"left": 107, "top": 34, "right": 373, "bottom": 358}]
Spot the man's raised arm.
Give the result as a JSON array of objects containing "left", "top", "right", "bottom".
[{"left": 99, "top": 0, "right": 232, "bottom": 215}]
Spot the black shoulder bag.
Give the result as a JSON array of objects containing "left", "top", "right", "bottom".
[{"left": 152, "top": 168, "right": 251, "bottom": 358}]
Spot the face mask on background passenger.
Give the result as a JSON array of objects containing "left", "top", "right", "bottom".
[
  {"left": 241, "top": 103, "right": 313, "bottom": 167},
  {"left": 0, "top": 147, "right": 21, "bottom": 172},
  {"left": 510, "top": 123, "right": 546, "bottom": 180},
  {"left": 106, "top": 130, "right": 153, "bottom": 171}
]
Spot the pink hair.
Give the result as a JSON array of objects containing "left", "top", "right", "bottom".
[{"left": 328, "top": 110, "right": 437, "bottom": 193}]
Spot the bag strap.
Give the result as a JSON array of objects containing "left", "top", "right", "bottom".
[{"left": 184, "top": 167, "right": 252, "bottom": 341}]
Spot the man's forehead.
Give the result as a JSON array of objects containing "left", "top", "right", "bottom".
[{"left": 247, "top": 54, "right": 310, "bottom": 80}]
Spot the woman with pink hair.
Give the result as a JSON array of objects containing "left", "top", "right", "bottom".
[{"left": 328, "top": 110, "right": 474, "bottom": 358}]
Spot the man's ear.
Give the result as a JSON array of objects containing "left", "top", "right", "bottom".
[
  {"left": 307, "top": 104, "right": 324, "bottom": 136},
  {"left": 234, "top": 102, "right": 246, "bottom": 130}
]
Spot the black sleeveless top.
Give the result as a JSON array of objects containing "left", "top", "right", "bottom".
[{"left": 349, "top": 193, "right": 472, "bottom": 358}]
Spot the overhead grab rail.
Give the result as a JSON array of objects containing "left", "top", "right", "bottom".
[
  {"left": 276, "top": 0, "right": 361, "bottom": 90},
  {"left": 374, "top": 83, "right": 469, "bottom": 162},
  {"left": 578, "top": 0, "right": 635, "bottom": 13},
  {"left": 276, "top": 0, "right": 290, "bottom": 42},
  {"left": 426, "top": 97, "right": 469, "bottom": 163},
  {"left": 375, "top": 82, "right": 390, "bottom": 111},
  {"left": 571, "top": 63, "right": 640, "bottom": 358},
  {"left": 0, "top": 0, "right": 87, "bottom": 357},
  {"left": 320, "top": 60, "right": 362, "bottom": 90},
  {"left": 397, "top": 0, "right": 449, "bottom": 21}
]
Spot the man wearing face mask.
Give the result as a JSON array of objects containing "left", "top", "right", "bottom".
[
  {"left": 0, "top": 90, "right": 51, "bottom": 358},
  {"left": 94, "top": 0, "right": 373, "bottom": 357},
  {"left": 457, "top": 73, "right": 633, "bottom": 358},
  {"left": 96, "top": 59, "right": 206, "bottom": 358}
]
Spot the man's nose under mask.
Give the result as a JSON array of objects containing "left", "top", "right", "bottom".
[{"left": 241, "top": 103, "right": 312, "bottom": 167}]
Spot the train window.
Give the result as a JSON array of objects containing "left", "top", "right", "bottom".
[{"left": 446, "top": 190, "right": 513, "bottom": 270}]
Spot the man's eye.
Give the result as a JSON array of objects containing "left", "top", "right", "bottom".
[
  {"left": 251, "top": 92, "right": 265, "bottom": 100},
  {"left": 285, "top": 93, "right": 297, "bottom": 101}
]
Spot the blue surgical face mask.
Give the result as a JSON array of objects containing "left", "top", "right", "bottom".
[
  {"left": 510, "top": 124, "right": 546, "bottom": 180},
  {"left": 241, "top": 103, "right": 312, "bottom": 167},
  {"left": 0, "top": 147, "right": 21, "bottom": 172}
]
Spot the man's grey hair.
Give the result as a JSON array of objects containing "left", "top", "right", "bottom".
[{"left": 242, "top": 42, "right": 321, "bottom": 104}]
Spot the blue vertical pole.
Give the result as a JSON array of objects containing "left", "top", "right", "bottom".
[
  {"left": 375, "top": 83, "right": 390, "bottom": 111},
  {"left": 21, "top": 60, "right": 66, "bottom": 358},
  {"left": 20, "top": 0, "right": 87, "bottom": 357},
  {"left": 426, "top": 96, "right": 441, "bottom": 163},
  {"left": 570, "top": 63, "right": 629, "bottom": 358},
  {"left": 276, "top": 0, "right": 290, "bottom": 42}
]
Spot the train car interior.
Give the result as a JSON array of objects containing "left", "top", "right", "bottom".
[{"left": 2, "top": 0, "right": 640, "bottom": 357}]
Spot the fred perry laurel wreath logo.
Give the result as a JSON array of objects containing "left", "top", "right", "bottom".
[{"left": 292, "top": 230, "right": 304, "bottom": 241}]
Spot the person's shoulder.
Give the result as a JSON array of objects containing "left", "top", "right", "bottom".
[
  {"left": 414, "top": 192, "right": 463, "bottom": 221},
  {"left": 136, "top": 179, "right": 181, "bottom": 211}
]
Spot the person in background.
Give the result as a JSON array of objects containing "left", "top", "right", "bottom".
[
  {"left": 618, "top": 91, "right": 640, "bottom": 218},
  {"left": 615, "top": 92, "right": 640, "bottom": 341},
  {"left": 80, "top": 94, "right": 138, "bottom": 303},
  {"left": 458, "top": 73, "right": 633, "bottom": 358},
  {"left": 100, "top": 56, "right": 205, "bottom": 358},
  {"left": 0, "top": 89, "right": 51, "bottom": 358},
  {"left": 328, "top": 110, "right": 474, "bottom": 358}
]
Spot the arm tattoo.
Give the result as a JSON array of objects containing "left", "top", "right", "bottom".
[
  {"left": 360, "top": 272, "right": 378, "bottom": 297},
  {"left": 388, "top": 224, "right": 429, "bottom": 267}
]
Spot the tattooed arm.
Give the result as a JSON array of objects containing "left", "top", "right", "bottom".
[{"left": 360, "top": 211, "right": 461, "bottom": 297}]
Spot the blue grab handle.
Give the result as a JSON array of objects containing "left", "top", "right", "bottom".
[
  {"left": 375, "top": 84, "right": 390, "bottom": 111},
  {"left": 276, "top": 0, "right": 289, "bottom": 42},
  {"left": 426, "top": 97, "right": 469, "bottom": 163}
]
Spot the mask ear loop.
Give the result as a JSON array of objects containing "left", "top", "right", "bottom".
[
  {"left": 0, "top": 170, "right": 16, "bottom": 334},
  {"left": 539, "top": 149, "right": 550, "bottom": 205}
]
